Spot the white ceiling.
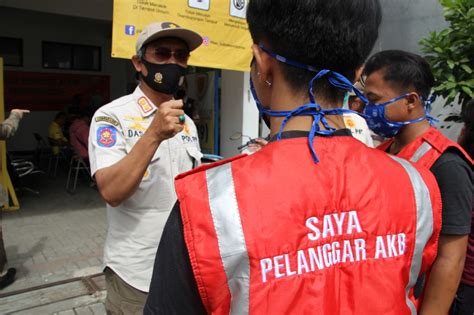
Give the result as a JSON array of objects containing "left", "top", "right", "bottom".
[{"left": 0, "top": 0, "right": 113, "bottom": 21}]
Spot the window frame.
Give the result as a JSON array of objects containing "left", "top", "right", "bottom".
[
  {"left": 0, "top": 37, "right": 23, "bottom": 67},
  {"left": 42, "top": 41, "right": 102, "bottom": 72}
]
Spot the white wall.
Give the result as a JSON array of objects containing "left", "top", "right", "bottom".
[
  {"left": 0, "top": 7, "right": 132, "bottom": 152},
  {"left": 0, "top": 0, "right": 112, "bottom": 21},
  {"left": 375, "top": 0, "right": 447, "bottom": 54},
  {"left": 220, "top": 70, "right": 259, "bottom": 158}
]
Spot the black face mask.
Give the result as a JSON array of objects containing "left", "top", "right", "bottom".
[{"left": 140, "top": 59, "right": 186, "bottom": 95}]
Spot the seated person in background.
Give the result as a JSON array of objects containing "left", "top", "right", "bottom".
[
  {"left": 48, "top": 112, "right": 68, "bottom": 155},
  {"left": 69, "top": 113, "right": 91, "bottom": 160},
  {"left": 65, "top": 94, "right": 83, "bottom": 116}
]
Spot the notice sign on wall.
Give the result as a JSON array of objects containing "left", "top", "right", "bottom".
[{"left": 112, "top": 0, "right": 253, "bottom": 72}]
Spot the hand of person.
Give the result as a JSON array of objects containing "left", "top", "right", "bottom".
[
  {"left": 11, "top": 109, "right": 30, "bottom": 119},
  {"left": 254, "top": 138, "right": 269, "bottom": 146},
  {"left": 148, "top": 100, "right": 185, "bottom": 142},
  {"left": 247, "top": 138, "right": 269, "bottom": 153}
]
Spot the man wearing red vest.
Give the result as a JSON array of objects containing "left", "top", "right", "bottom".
[
  {"left": 145, "top": 1, "right": 443, "bottom": 314},
  {"left": 363, "top": 50, "right": 473, "bottom": 315}
]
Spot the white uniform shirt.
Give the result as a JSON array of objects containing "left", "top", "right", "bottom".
[
  {"left": 88, "top": 86, "right": 202, "bottom": 292},
  {"left": 343, "top": 113, "right": 374, "bottom": 148}
]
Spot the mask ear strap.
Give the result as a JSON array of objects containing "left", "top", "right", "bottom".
[
  {"left": 276, "top": 103, "right": 321, "bottom": 140},
  {"left": 308, "top": 70, "right": 330, "bottom": 103},
  {"left": 308, "top": 114, "right": 321, "bottom": 163},
  {"left": 352, "top": 87, "right": 368, "bottom": 104},
  {"left": 420, "top": 94, "right": 439, "bottom": 125},
  {"left": 375, "top": 94, "right": 410, "bottom": 107}
]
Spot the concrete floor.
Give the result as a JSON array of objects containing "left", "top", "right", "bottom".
[{"left": 1, "top": 160, "right": 107, "bottom": 313}]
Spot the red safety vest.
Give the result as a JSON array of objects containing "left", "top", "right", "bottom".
[
  {"left": 378, "top": 127, "right": 473, "bottom": 308},
  {"left": 377, "top": 127, "right": 473, "bottom": 168},
  {"left": 176, "top": 136, "right": 442, "bottom": 315}
]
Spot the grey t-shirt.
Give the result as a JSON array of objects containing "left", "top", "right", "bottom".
[{"left": 430, "top": 149, "right": 473, "bottom": 235}]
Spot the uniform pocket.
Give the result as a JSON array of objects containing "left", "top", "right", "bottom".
[{"left": 186, "top": 146, "right": 203, "bottom": 167}]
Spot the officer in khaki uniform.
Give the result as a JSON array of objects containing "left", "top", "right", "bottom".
[{"left": 88, "top": 22, "right": 202, "bottom": 314}]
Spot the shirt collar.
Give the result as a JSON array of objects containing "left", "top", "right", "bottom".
[
  {"left": 133, "top": 86, "right": 157, "bottom": 117},
  {"left": 269, "top": 129, "right": 353, "bottom": 142}
]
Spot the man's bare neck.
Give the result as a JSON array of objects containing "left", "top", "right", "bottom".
[
  {"left": 390, "top": 121, "right": 430, "bottom": 154},
  {"left": 268, "top": 83, "right": 345, "bottom": 136}
]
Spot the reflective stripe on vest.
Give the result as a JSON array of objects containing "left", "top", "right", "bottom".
[
  {"left": 206, "top": 163, "right": 250, "bottom": 314},
  {"left": 390, "top": 156, "right": 434, "bottom": 315},
  {"left": 206, "top": 158, "right": 434, "bottom": 315},
  {"left": 410, "top": 142, "right": 433, "bottom": 163}
]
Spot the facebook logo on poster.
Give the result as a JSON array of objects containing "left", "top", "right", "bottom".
[{"left": 125, "top": 25, "right": 135, "bottom": 36}]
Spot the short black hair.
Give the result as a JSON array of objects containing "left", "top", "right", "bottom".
[
  {"left": 364, "top": 50, "right": 435, "bottom": 99},
  {"left": 246, "top": 0, "right": 382, "bottom": 102}
]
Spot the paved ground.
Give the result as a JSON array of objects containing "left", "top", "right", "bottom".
[
  {"left": 53, "top": 302, "right": 107, "bottom": 315},
  {"left": 1, "top": 159, "right": 108, "bottom": 313}
]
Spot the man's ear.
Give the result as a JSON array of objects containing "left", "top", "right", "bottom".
[
  {"left": 354, "top": 65, "right": 364, "bottom": 83},
  {"left": 251, "top": 44, "right": 273, "bottom": 84},
  {"left": 458, "top": 126, "right": 466, "bottom": 144},
  {"left": 406, "top": 92, "right": 419, "bottom": 111},
  {"left": 131, "top": 55, "right": 143, "bottom": 72}
]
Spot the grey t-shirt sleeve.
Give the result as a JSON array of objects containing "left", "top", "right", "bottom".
[{"left": 431, "top": 150, "right": 473, "bottom": 235}]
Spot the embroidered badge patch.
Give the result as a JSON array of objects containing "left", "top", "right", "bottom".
[
  {"left": 138, "top": 97, "right": 153, "bottom": 113},
  {"left": 143, "top": 168, "right": 150, "bottom": 179},
  {"left": 128, "top": 122, "right": 147, "bottom": 132},
  {"left": 95, "top": 116, "right": 119, "bottom": 126},
  {"left": 343, "top": 117, "right": 356, "bottom": 129},
  {"left": 183, "top": 123, "right": 190, "bottom": 135},
  {"left": 97, "top": 126, "right": 117, "bottom": 147},
  {"left": 123, "top": 115, "right": 144, "bottom": 122}
]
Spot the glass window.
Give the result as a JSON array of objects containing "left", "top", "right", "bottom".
[
  {"left": 0, "top": 37, "right": 23, "bottom": 66},
  {"left": 73, "top": 45, "right": 101, "bottom": 71},
  {"left": 43, "top": 42, "right": 72, "bottom": 69},
  {"left": 43, "top": 42, "right": 101, "bottom": 71}
]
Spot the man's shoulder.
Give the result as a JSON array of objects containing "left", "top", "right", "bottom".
[
  {"left": 92, "top": 94, "right": 138, "bottom": 128},
  {"left": 430, "top": 149, "right": 472, "bottom": 195},
  {"left": 433, "top": 148, "right": 472, "bottom": 171},
  {"left": 97, "top": 94, "right": 135, "bottom": 114}
]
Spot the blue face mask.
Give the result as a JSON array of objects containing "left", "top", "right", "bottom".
[
  {"left": 363, "top": 94, "right": 436, "bottom": 138},
  {"left": 250, "top": 44, "right": 367, "bottom": 163}
]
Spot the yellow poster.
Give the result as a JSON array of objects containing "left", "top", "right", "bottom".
[{"left": 112, "top": 0, "right": 253, "bottom": 72}]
